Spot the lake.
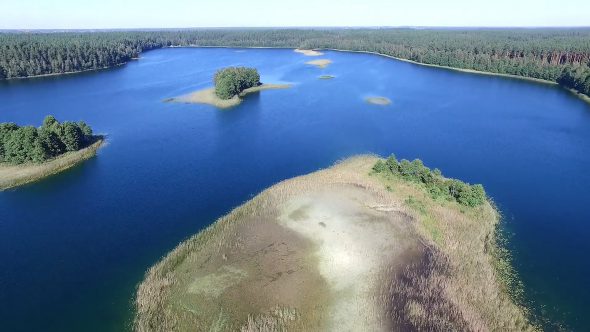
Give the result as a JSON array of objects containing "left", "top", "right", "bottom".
[{"left": 1, "top": 48, "right": 589, "bottom": 331}]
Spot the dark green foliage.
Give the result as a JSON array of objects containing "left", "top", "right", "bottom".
[
  {"left": 373, "top": 154, "right": 487, "bottom": 207},
  {"left": 1, "top": 29, "right": 590, "bottom": 97},
  {"left": 214, "top": 67, "right": 261, "bottom": 99},
  {"left": 60, "top": 122, "right": 84, "bottom": 151},
  {"left": 0, "top": 115, "right": 95, "bottom": 165}
]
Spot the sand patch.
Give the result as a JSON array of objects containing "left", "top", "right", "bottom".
[
  {"left": 306, "top": 59, "right": 332, "bottom": 68},
  {"left": 366, "top": 96, "right": 392, "bottom": 105},
  {"left": 279, "top": 186, "right": 417, "bottom": 331},
  {"left": 295, "top": 49, "right": 324, "bottom": 56}
]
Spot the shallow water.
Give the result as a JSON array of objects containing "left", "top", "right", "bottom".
[{"left": 1, "top": 48, "right": 589, "bottom": 331}]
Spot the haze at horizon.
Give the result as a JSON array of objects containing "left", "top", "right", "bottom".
[{"left": 1, "top": 0, "right": 589, "bottom": 29}]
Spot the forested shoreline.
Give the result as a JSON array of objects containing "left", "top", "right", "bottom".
[{"left": 1, "top": 28, "right": 589, "bottom": 97}]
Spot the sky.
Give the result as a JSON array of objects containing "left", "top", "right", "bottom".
[{"left": 1, "top": 0, "right": 589, "bottom": 29}]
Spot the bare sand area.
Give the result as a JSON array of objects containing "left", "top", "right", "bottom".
[
  {"left": 135, "top": 156, "right": 535, "bottom": 332},
  {"left": 294, "top": 49, "right": 324, "bottom": 56},
  {"left": 0, "top": 139, "right": 104, "bottom": 191},
  {"left": 366, "top": 96, "right": 392, "bottom": 106},
  {"left": 166, "top": 84, "right": 291, "bottom": 109},
  {"left": 306, "top": 59, "right": 332, "bottom": 69}
]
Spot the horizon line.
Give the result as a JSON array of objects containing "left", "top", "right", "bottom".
[{"left": 2, "top": 25, "right": 590, "bottom": 32}]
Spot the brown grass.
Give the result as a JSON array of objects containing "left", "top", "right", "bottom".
[
  {"left": 0, "top": 138, "right": 104, "bottom": 191},
  {"left": 134, "top": 155, "right": 535, "bottom": 331}
]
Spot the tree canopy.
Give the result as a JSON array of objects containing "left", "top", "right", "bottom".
[
  {"left": 373, "top": 154, "right": 487, "bottom": 207},
  {"left": 214, "top": 67, "right": 261, "bottom": 99},
  {"left": 1, "top": 28, "right": 589, "bottom": 97},
  {"left": 0, "top": 115, "right": 95, "bottom": 165}
]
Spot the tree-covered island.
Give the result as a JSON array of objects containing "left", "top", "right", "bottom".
[
  {"left": 0, "top": 116, "right": 103, "bottom": 190},
  {"left": 214, "top": 67, "right": 261, "bottom": 99},
  {"left": 167, "top": 66, "right": 291, "bottom": 108}
]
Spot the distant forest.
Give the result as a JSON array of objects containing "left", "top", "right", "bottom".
[{"left": 1, "top": 29, "right": 589, "bottom": 97}]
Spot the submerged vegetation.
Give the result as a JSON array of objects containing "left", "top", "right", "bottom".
[
  {"left": 214, "top": 67, "right": 261, "bottom": 99},
  {"left": 373, "top": 155, "right": 486, "bottom": 207},
  {"left": 1, "top": 29, "right": 590, "bottom": 98},
  {"left": 0, "top": 116, "right": 96, "bottom": 165}
]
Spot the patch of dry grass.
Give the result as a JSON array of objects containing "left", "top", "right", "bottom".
[
  {"left": 166, "top": 84, "right": 292, "bottom": 109},
  {"left": 0, "top": 138, "right": 104, "bottom": 191},
  {"left": 373, "top": 169, "right": 537, "bottom": 331}
]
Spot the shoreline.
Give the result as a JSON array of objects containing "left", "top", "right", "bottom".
[
  {"left": 0, "top": 138, "right": 104, "bottom": 191},
  {"left": 135, "top": 155, "right": 534, "bottom": 331},
  {"left": 4, "top": 45, "right": 587, "bottom": 105}
]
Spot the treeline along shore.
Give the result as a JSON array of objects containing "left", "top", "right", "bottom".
[{"left": 1, "top": 28, "right": 590, "bottom": 99}]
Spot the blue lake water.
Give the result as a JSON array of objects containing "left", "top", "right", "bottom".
[{"left": 1, "top": 48, "right": 589, "bottom": 331}]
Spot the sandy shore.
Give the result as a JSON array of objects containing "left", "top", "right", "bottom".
[
  {"left": 295, "top": 49, "right": 324, "bottom": 56},
  {"left": 306, "top": 59, "right": 333, "bottom": 68},
  {"left": 134, "top": 156, "right": 534, "bottom": 331},
  {"left": 0, "top": 139, "right": 104, "bottom": 191},
  {"left": 166, "top": 84, "right": 292, "bottom": 109}
]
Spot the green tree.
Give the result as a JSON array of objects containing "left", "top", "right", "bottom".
[
  {"left": 214, "top": 67, "right": 261, "bottom": 99},
  {"left": 3, "top": 127, "right": 42, "bottom": 164},
  {"left": 60, "top": 122, "right": 84, "bottom": 151}
]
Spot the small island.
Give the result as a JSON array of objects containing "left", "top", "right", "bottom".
[
  {"left": 366, "top": 96, "right": 392, "bottom": 105},
  {"left": 306, "top": 59, "right": 333, "bottom": 68},
  {"left": 319, "top": 75, "right": 335, "bottom": 80},
  {"left": 166, "top": 67, "right": 291, "bottom": 109},
  {"left": 294, "top": 49, "right": 324, "bottom": 56},
  {"left": 135, "top": 155, "right": 532, "bottom": 331},
  {"left": 0, "top": 116, "right": 103, "bottom": 190}
]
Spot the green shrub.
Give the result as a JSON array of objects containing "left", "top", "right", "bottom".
[
  {"left": 214, "top": 67, "right": 261, "bottom": 99},
  {"left": 373, "top": 154, "right": 487, "bottom": 207}
]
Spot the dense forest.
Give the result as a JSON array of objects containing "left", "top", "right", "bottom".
[
  {"left": 0, "top": 116, "right": 94, "bottom": 164},
  {"left": 214, "top": 67, "right": 260, "bottom": 99},
  {"left": 1, "top": 29, "right": 589, "bottom": 97}
]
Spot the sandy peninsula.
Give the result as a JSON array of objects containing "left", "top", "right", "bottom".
[
  {"left": 294, "top": 49, "right": 324, "bottom": 56},
  {"left": 0, "top": 139, "right": 104, "bottom": 191},
  {"left": 134, "top": 156, "right": 534, "bottom": 332},
  {"left": 306, "top": 59, "right": 332, "bottom": 68},
  {"left": 167, "top": 84, "right": 292, "bottom": 109},
  {"left": 366, "top": 96, "right": 392, "bottom": 105}
]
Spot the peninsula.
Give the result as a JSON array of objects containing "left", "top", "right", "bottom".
[{"left": 135, "top": 155, "right": 534, "bottom": 331}]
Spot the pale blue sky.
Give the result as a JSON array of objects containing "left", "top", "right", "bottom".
[{"left": 1, "top": 0, "right": 589, "bottom": 29}]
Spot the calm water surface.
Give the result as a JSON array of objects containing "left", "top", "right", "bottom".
[{"left": 1, "top": 48, "right": 589, "bottom": 331}]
